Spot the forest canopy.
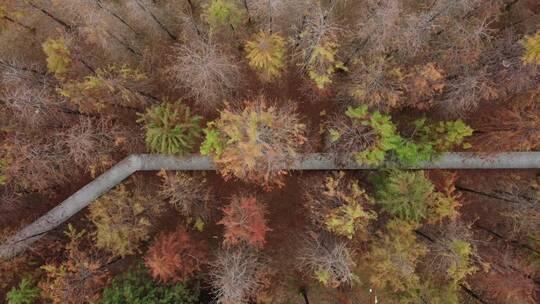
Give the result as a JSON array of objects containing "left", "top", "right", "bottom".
[{"left": 0, "top": 0, "right": 539, "bottom": 303}]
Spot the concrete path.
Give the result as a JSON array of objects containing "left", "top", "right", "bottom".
[{"left": 1, "top": 152, "right": 539, "bottom": 259}]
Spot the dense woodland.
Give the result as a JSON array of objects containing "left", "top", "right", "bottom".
[{"left": 0, "top": 0, "right": 539, "bottom": 303}]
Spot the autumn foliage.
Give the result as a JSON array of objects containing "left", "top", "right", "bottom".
[
  {"left": 218, "top": 195, "right": 270, "bottom": 249},
  {"left": 145, "top": 228, "right": 206, "bottom": 283},
  {"left": 158, "top": 171, "right": 213, "bottom": 221},
  {"left": 201, "top": 98, "right": 306, "bottom": 189},
  {"left": 88, "top": 183, "right": 162, "bottom": 257},
  {"left": 304, "top": 172, "right": 376, "bottom": 239},
  {"left": 245, "top": 31, "right": 286, "bottom": 81},
  {"left": 40, "top": 226, "right": 108, "bottom": 304},
  {"left": 0, "top": 0, "right": 539, "bottom": 303}
]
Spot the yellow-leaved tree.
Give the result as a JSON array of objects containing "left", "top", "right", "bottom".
[
  {"left": 42, "top": 37, "right": 72, "bottom": 78},
  {"left": 522, "top": 30, "right": 540, "bottom": 65},
  {"left": 304, "top": 172, "right": 377, "bottom": 239},
  {"left": 307, "top": 38, "right": 346, "bottom": 90},
  {"left": 89, "top": 183, "right": 162, "bottom": 257},
  {"left": 59, "top": 64, "right": 147, "bottom": 113},
  {"left": 245, "top": 31, "right": 286, "bottom": 82}
]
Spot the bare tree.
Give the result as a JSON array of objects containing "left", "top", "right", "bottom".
[
  {"left": 3, "top": 134, "right": 72, "bottom": 193},
  {"left": 421, "top": 221, "right": 483, "bottom": 286},
  {"left": 481, "top": 29, "right": 540, "bottom": 99},
  {"left": 297, "top": 231, "right": 357, "bottom": 288},
  {"left": 158, "top": 171, "right": 214, "bottom": 221},
  {"left": 56, "top": 117, "right": 122, "bottom": 172},
  {"left": 246, "top": 0, "right": 311, "bottom": 33},
  {"left": 493, "top": 177, "right": 540, "bottom": 241},
  {"left": 345, "top": 55, "right": 404, "bottom": 110},
  {"left": 1, "top": 83, "right": 65, "bottom": 130},
  {"left": 166, "top": 39, "right": 241, "bottom": 111},
  {"left": 210, "top": 246, "right": 267, "bottom": 304},
  {"left": 439, "top": 68, "right": 497, "bottom": 116},
  {"left": 354, "top": 0, "right": 402, "bottom": 55}
]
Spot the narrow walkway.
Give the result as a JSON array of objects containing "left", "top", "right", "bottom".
[{"left": 1, "top": 152, "right": 539, "bottom": 259}]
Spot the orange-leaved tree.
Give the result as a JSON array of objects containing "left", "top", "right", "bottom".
[
  {"left": 218, "top": 194, "right": 271, "bottom": 249},
  {"left": 145, "top": 227, "right": 207, "bottom": 283}
]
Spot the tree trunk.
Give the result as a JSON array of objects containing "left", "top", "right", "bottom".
[
  {"left": 26, "top": 1, "right": 73, "bottom": 31},
  {"left": 134, "top": 0, "right": 177, "bottom": 40}
]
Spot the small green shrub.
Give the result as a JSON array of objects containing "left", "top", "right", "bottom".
[
  {"left": 200, "top": 125, "right": 225, "bottom": 157},
  {"left": 7, "top": 278, "right": 40, "bottom": 304},
  {"left": 398, "top": 118, "right": 473, "bottom": 164},
  {"left": 99, "top": 264, "right": 200, "bottom": 304},
  {"left": 137, "top": 102, "right": 202, "bottom": 156},
  {"left": 342, "top": 105, "right": 402, "bottom": 165}
]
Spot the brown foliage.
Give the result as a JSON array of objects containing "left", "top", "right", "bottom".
[
  {"left": 144, "top": 227, "right": 206, "bottom": 283},
  {"left": 218, "top": 194, "right": 270, "bottom": 249},
  {"left": 57, "top": 117, "right": 123, "bottom": 173},
  {"left": 40, "top": 226, "right": 109, "bottom": 304},
  {"left": 346, "top": 55, "right": 405, "bottom": 110},
  {"left": 472, "top": 90, "right": 540, "bottom": 152},
  {"left": 166, "top": 39, "right": 240, "bottom": 111},
  {"left": 2, "top": 114, "right": 133, "bottom": 193},
  {"left": 205, "top": 98, "right": 306, "bottom": 189},
  {"left": 58, "top": 64, "right": 148, "bottom": 114},
  {"left": 158, "top": 171, "right": 213, "bottom": 221},
  {"left": 0, "top": 80, "right": 65, "bottom": 131},
  {"left": 0, "top": 228, "right": 34, "bottom": 292},
  {"left": 476, "top": 257, "right": 537, "bottom": 304},
  {"left": 439, "top": 69, "right": 498, "bottom": 116},
  {"left": 406, "top": 63, "right": 446, "bottom": 110},
  {"left": 297, "top": 231, "right": 357, "bottom": 288},
  {"left": 489, "top": 173, "right": 540, "bottom": 241},
  {"left": 2, "top": 134, "right": 72, "bottom": 193}
]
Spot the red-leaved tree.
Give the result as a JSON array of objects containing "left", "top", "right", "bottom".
[
  {"left": 144, "top": 227, "right": 206, "bottom": 283},
  {"left": 218, "top": 195, "right": 271, "bottom": 249}
]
